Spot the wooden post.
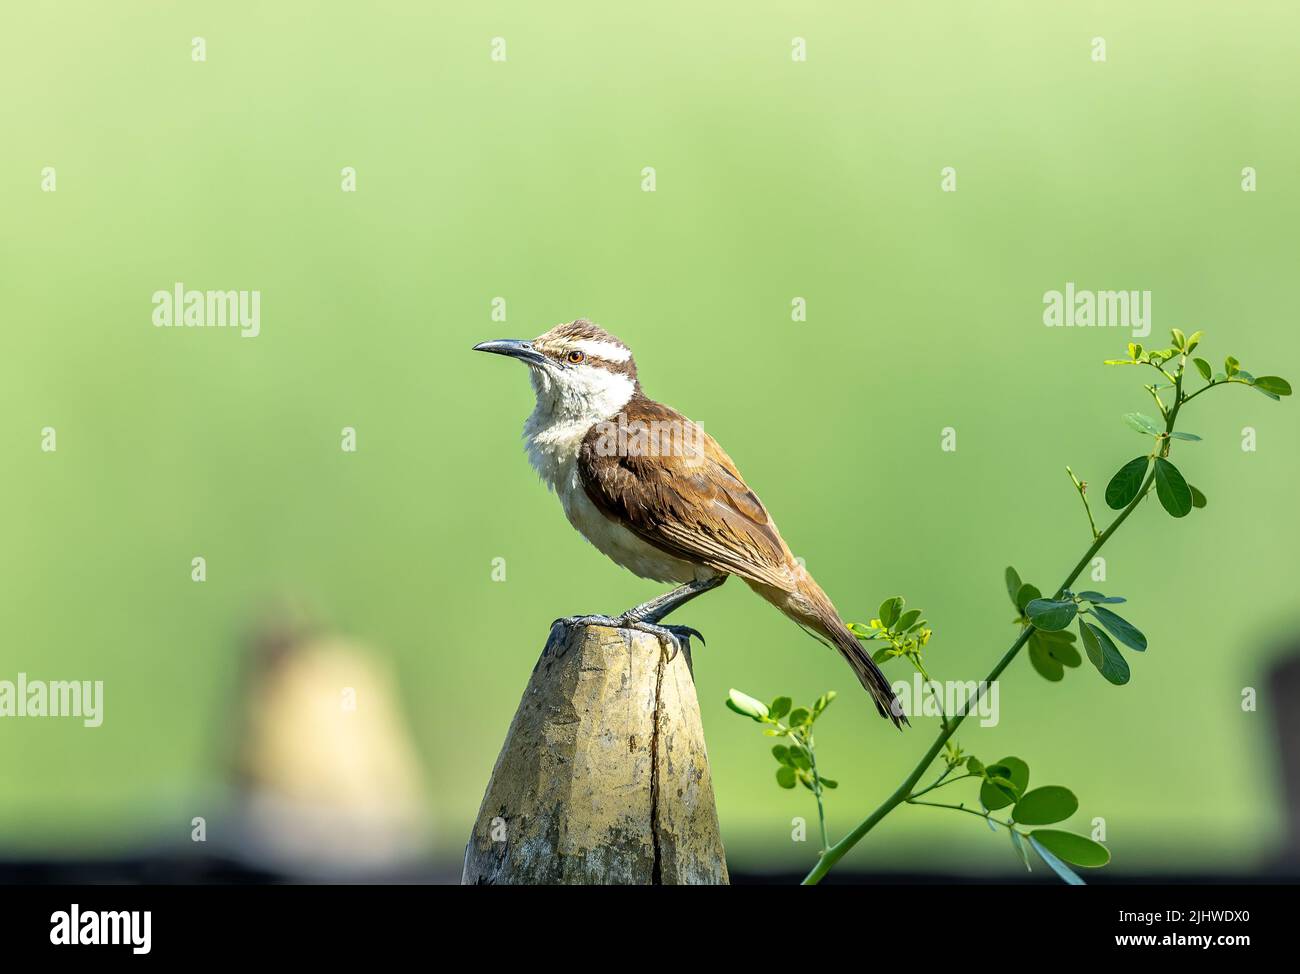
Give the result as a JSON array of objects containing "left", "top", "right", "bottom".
[{"left": 462, "top": 621, "right": 729, "bottom": 884}]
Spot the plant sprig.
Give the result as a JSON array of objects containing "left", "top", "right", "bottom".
[
  {"left": 726, "top": 689, "right": 838, "bottom": 852},
  {"left": 733, "top": 330, "right": 1289, "bottom": 884}
]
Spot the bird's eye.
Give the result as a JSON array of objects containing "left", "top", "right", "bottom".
[{"left": 566, "top": 350, "right": 586, "bottom": 364}]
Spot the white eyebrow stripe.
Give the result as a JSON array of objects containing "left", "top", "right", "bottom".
[{"left": 570, "top": 339, "right": 632, "bottom": 363}]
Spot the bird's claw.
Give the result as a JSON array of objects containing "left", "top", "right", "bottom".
[
  {"left": 553, "top": 614, "right": 705, "bottom": 662},
  {"left": 552, "top": 614, "right": 624, "bottom": 635},
  {"left": 621, "top": 620, "right": 704, "bottom": 662}
]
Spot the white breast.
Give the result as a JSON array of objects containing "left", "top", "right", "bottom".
[{"left": 521, "top": 368, "right": 700, "bottom": 585}]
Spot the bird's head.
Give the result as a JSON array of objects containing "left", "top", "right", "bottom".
[{"left": 474, "top": 319, "right": 639, "bottom": 420}]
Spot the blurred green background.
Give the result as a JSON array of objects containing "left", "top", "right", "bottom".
[{"left": 2, "top": 1, "right": 1297, "bottom": 879}]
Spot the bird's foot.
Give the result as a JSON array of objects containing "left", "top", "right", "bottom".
[
  {"left": 551, "top": 614, "right": 704, "bottom": 662},
  {"left": 617, "top": 618, "right": 705, "bottom": 662},
  {"left": 552, "top": 614, "right": 623, "bottom": 631}
]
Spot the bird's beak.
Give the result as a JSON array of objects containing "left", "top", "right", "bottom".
[{"left": 472, "top": 339, "right": 547, "bottom": 366}]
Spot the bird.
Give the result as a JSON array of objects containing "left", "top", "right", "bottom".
[{"left": 473, "top": 319, "right": 905, "bottom": 725}]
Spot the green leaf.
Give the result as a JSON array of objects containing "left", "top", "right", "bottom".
[
  {"left": 1028, "top": 636, "right": 1064, "bottom": 681},
  {"left": 879, "top": 596, "right": 903, "bottom": 628},
  {"left": 1013, "top": 786, "right": 1079, "bottom": 825},
  {"left": 1030, "top": 829, "right": 1111, "bottom": 867},
  {"left": 768, "top": 696, "right": 792, "bottom": 719},
  {"left": 1127, "top": 342, "right": 1143, "bottom": 360},
  {"left": 1027, "top": 835, "right": 1086, "bottom": 885},
  {"left": 1010, "top": 830, "right": 1032, "bottom": 872},
  {"left": 1185, "top": 330, "right": 1203, "bottom": 353},
  {"left": 1025, "top": 598, "right": 1078, "bottom": 632},
  {"left": 896, "top": 609, "right": 922, "bottom": 632},
  {"left": 1193, "top": 357, "right": 1212, "bottom": 381},
  {"left": 1122, "top": 412, "right": 1161, "bottom": 435},
  {"left": 1038, "top": 630, "right": 1082, "bottom": 667},
  {"left": 1028, "top": 630, "right": 1080, "bottom": 679},
  {"left": 1253, "top": 377, "right": 1294, "bottom": 397},
  {"left": 1076, "top": 591, "right": 1125, "bottom": 604},
  {"left": 1005, "top": 567, "right": 1023, "bottom": 605},
  {"left": 1105, "top": 457, "right": 1150, "bottom": 510},
  {"left": 1170, "top": 328, "right": 1186, "bottom": 349},
  {"left": 1225, "top": 355, "right": 1239, "bottom": 377},
  {"left": 788, "top": 748, "right": 811, "bottom": 771},
  {"left": 981, "top": 757, "right": 1029, "bottom": 811},
  {"left": 1089, "top": 605, "right": 1147, "bottom": 652},
  {"left": 985, "top": 776, "right": 1020, "bottom": 805},
  {"left": 819, "top": 777, "right": 838, "bottom": 789},
  {"left": 1169, "top": 431, "right": 1201, "bottom": 441},
  {"left": 776, "top": 765, "right": 797, "bottom": 789},
  {"left": 1253, "top": 376, "right": 1292, "bottom": 397},
  {"left": 1189, "top": 485, "right": 1207, "bottom": 509},
  {"left": 787, "top": 707, "right": 810, "bottom": 727},
  {"left": 1014, "top": 582, "right": 1042, "bottom": 614},
  {"left": 1080, "top": 621, "right": 1130, "bottom": 685},
  {"left": 813, "top": 691, "right": 836, "bottom": 714},
  {"left": 726, "top": 689, "right": 769, "bottom": 720},
  {"left": 965, "top": 757, "right": 985, "bottom": 775},
  {"left": 772, "top": 745, "right": 792, "bottom": 764},
  {"left": 871, "top": 647, "right": 894, "bottom": 665},
  {"left": 1153, "top": 457, "right": 1193, "bottom": 518}
]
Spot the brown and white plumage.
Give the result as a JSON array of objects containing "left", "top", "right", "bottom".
[{"left": 475, "top": 319, "right": 904, "bottom": 725}]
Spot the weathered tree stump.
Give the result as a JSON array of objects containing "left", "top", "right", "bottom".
[{"left": 462, "top": 621, "right": 729, "bottom": 884}]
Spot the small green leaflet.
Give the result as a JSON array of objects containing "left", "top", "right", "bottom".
[
  {"left": 1123, "top": 412, "right": 1161, "bottom": 435},
  {"left": 1028, "top": 835, "right": 1084, "bottom": 885},
  {"left": 1010, "top": 830, "right": 1032, "bottom": 872},
  {"left": 1013, "top": 786, "right": 1079, "bottom": 826},
  {"left": 1253, "top": 376, "right": 1292, "bottom": 399},
  {"left": 1031, "top": 829, "right": 1111, "bottom": 867},
  {"left": 1025, "top": 598, "right": 1077, "bottom": 631},
  {"left": 1153, "top": 457, "right": 1193, "bottom": 517},
  {"left": 1075, "top": 591, "right": 1125, "bottom": 604},
  {"left": 1089, "top": 605, "right": 1147, "bottom": 652},
  {"left": 1105, "top": 456, "right": 1149, "bottom": 509},
  {"left": 1079, "top": 621, "right": 1130, "bottom": 685},
  {"left": 980, "top": 756, "right": 1029, "bottom": 811}
]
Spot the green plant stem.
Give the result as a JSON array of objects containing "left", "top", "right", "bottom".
[
  {"left": 1066, "top": 466, "right": 1100, "bottom": 539},
  {"left": 805, "top": 738, "right": 830, "bottom": 853},
  {"left": 906, "top": 798, "right": 1013, "bottom": 828},
  {"left": 907, "top": 656, "right": 950, "bottom": 731},
  {"left": 801, "top": 393, "right": 1187, "bottom": 885},
  {"left": 909, "top": 772, "right": 976, "bottom": 800}
]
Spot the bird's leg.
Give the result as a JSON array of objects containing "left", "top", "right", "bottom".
[
  {"left": 615, "top": 575, "right": 727, "bottom": 659},
  {"left": 552, "top": 576, "right": 726, "bottom": 661},
  {"left": 618, "top": 575, "right": 726, "bottom": 626}
]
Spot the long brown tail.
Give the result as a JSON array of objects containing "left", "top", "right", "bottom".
[{"left": 748, "top": 571, "right": 908, "bottom": 728}]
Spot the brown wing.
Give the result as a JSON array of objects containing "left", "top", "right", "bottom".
[{"left": 577, "top": 397, "right": 799, "bottom": 591}]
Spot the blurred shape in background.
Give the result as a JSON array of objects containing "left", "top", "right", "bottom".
[
  {"left": 1269, "top": 648, "right": 1300, "bottom": 874},
  {"left": 227, "top": 608, "right": 432, "bottom": 879}
]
